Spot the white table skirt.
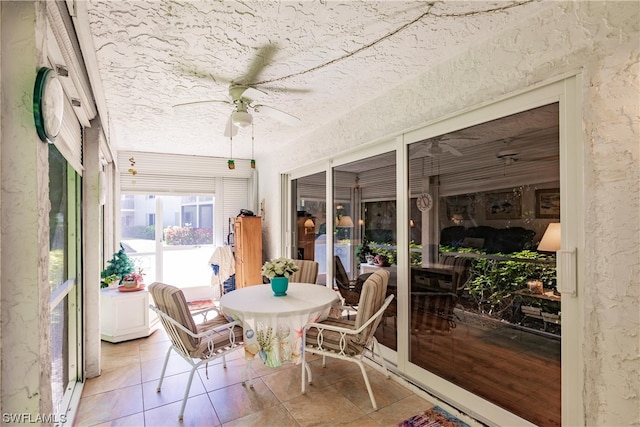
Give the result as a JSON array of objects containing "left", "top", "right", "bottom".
[{"left": 220, "top": 282, "right": 340, "bottom": 367}]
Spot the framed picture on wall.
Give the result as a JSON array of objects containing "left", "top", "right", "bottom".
[
  {"left": 445, "top": 195, "right": 475, "bottom": 221},
  {"left": 535, "top": 188, "right": 560, "bottom": 218},
  {"left": 485, "top": 191, "right": 521, "bottom": 220}
]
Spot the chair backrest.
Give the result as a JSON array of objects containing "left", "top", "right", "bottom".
[
  {"left": 290, "top": 259, "right": 319, "bottom": 284},
  {"left": 411, "top": 291, "right": 458, "bottom": 332},
  {"left": 353, "top": 269, "right": 389, "bottom": 344},
  {"left": 334, "top": 255, "right": 351, "bottom": 287},
  {"left": 439, "top": 255, "right": 472, "bottom": 294},
  {"left": 148, "top": 282, "right": 199, "bottom": 353}
]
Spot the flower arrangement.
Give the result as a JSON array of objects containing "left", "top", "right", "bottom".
[
  {"left": 261, "top": 257, "right": 299, "bottom": 279},
  {"left": 122, "top": 272, "right": 144, "bottom": 285}
]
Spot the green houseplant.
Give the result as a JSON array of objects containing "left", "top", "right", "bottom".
[
  {"left": 466, "top": 250, "right": 556, "bottom": 322},
  {"left": 101, "top": 243, "right": 135, "bottom": 288}
]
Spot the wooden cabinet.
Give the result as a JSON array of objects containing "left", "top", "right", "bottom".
[
  {"left": 100, "top": 288, "right": 159, "bottom": 343},
  {"left": 233, "top": 216, "right": 263, "bottom": 287}
]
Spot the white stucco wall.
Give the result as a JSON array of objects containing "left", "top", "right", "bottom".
[
  {"left": 258, "top": 2, "right": 639, "bottom": 425},
  {"left": 0, "top": 0, "right": 54, "bottom": 418}
]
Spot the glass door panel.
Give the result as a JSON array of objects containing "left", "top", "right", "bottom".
[
  {"left": 333, "top": 152, "right": 397, "bottom": 351},
  {"left": 406, "top": 103, "right": 560, "bottom": 426},
  {"left": 292, "top": 172, "right": 326, "bottom": 284}
]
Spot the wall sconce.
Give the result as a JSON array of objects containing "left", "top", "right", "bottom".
[
  {"left": 409, "top": 219, "right": 415, "bottom": 228},
  {"left": 538, "top": 222, "right": 561, "bottom": 252}
]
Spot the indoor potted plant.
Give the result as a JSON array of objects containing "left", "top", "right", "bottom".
[
  {"left": 101, "top": 243, "right": 135, "bottom": 289},
  {"left": 102, "top": 274, "right": 121, "bottom": 289},
  {"left": 261, "top": 257, "right": 299, "bottom": 297},
  {"left": 121, "top": 271, "right": 144, "bottom": 288}
]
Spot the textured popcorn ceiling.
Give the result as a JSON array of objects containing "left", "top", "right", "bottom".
[{"left": 82, "top": 0, "right": 549, "bottom": 159}]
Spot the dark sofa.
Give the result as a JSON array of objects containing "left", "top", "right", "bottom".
[{"left": 440, "top": 225, "right": 536, "bottom": 253}]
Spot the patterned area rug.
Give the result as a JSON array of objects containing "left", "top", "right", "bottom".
[
  {"left": 397, "top": 406, "right": 470, "bottom": 427},
  {"left": 187, "top": 299, "right": 216, "bottom": 311}
]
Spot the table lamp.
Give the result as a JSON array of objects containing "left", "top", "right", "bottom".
[
  {"left": 337, "top": 215, "right": 354, "bottom": 227},
  {"left": 538, "top": 222, "right": 561, "bottom": 252}
]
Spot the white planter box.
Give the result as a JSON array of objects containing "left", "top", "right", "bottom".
[{"left": 100, "top": 288, "right": 159, "bottom": 343}]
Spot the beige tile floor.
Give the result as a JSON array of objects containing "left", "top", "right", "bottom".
[{"left": 74, "top": 327, "right": 435, "bottom": 426}]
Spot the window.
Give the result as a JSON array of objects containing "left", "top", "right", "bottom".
[{"left": 120, "top": 194, "right": 214, "bottom": 288}]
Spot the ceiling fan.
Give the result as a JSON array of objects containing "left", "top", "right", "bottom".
[
  {"left": 173, "top": 44, "right": 302, "bottom": 137},
  {"left": 496, "top": 138, "right": 520, "bottom": 165},
  {"left": 496, "top": 137, "right": 558, "bottom": 165},
  {"left": 410, "top": 137, "right": 464, "bottom": 159}
]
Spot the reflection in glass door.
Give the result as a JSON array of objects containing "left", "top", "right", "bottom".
[
  {"left": 332, "top": 153, "right": 397, "bottom": 351},
  {"left": 292, "top": 172, "right": 326, "bottom": 284},
  {"left": 406, "top": 104, "right": 561, "bottom": 426}
]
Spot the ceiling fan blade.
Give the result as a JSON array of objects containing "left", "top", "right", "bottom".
[
  {"left": 239, "top": 44, "right": 278, "bottom": 85},
  {"left": 172, "top": 99, "right": 230, "bottom": 108},
  {"left": 240, "top": 87, "right": 267, "bottom": 102},
  {"left": 258, "top": 84, "right": 312, "bottom": 94},
  {"left": 223, "top": 115, "right": 238, "bottom": 138},
  {"left": 519, "top": 155, "right": 559, "bottom": 162},
  {"left": 175, "top": 65, "right": 234, "bottom": 86},
  {"left": 409, "top": 144, "right": 434, "bottom": 159},
  {"left": 253, "top": 104, "right": 300, "bottom": 126},
  {"left": 442, "top": 143, "right": 463, "bottom": 157}
]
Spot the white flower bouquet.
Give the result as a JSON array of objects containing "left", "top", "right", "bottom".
[{"left": 261, "top": 257, "right": 299, "bottom": 279}]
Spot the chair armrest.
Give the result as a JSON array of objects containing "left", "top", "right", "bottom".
[
  {"left": 150, "top": 304, "right": 241, "bottom": 340},
  {"left": 190, "top": 306, "right": 218, "bottom": 322},
  {"left": 305, "top": 294, "right": 394, "bottom": 336},
  {"left": 304, "top": 295, "right": 394, "bottom": 356}
]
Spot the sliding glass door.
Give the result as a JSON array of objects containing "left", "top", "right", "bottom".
[
  {"left": 284, "top": 74, "right": 585, "bottom": 426},
  {"left": 49, "top": 144, "right": 82, "bottom": 418},
  {"left": 406, "top": 103, "right": 561, "bottom": 426},
  {"left": 292, "top": 172, "right": 327, "bottom": 284},
  {"left": 332, "top": 151, "right": 398, "bottom": 350}
]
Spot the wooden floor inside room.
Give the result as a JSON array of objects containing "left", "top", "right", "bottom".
[{"left": 375, "top": 310, "right": 561, "bottom": 427}]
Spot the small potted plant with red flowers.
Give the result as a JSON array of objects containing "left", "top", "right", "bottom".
[{"left": 121, "top": 271, "right": 144, "bottom": 288}]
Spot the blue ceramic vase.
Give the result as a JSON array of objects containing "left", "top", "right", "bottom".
[{"left": 271, "top": 276, "right": 289, "bottom": 296}]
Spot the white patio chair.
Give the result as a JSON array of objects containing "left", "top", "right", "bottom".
[
  {"left": 148, "top": 282, "right": 244, "bottom": 421},
  {"left": 301, "top": 270, "right": 393, "bottom": 411}
]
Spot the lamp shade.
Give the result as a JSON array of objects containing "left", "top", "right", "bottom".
[
  {"left": 231, "top": 110, "right": 252, "bottom": 127},
  {"left": 337, "top": 215, "right": 354, "bottom": 228},
  {"left": 304, "top": 218, "right": 315, "bottom": 228},
  {"left": 538, "top": 222, "right": 561, "bottom": 252}
]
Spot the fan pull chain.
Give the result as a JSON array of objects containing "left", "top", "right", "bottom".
[{"left": 251, "top": 123, "right": 256, "bottom": 168}]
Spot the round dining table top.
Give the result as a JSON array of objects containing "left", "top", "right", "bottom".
[{"left": 219, "top": 282, "right": 338, "bottom": 318}]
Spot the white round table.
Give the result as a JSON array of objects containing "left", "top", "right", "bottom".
[{"left": 220, "top": 283, "right": 339, "bottom": 368}]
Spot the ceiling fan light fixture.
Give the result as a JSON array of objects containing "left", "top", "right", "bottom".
[{"left": 231, "top": 110, "right": 253, "bottom": 128}]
